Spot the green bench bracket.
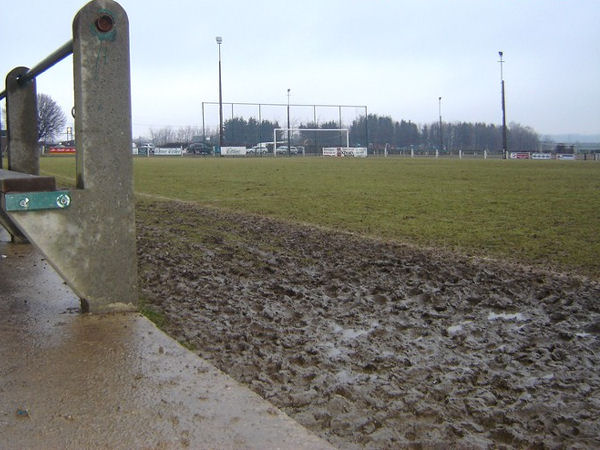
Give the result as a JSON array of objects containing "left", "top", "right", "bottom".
[{"left": 2, "top": 191, "right": 72, "bottom": 212}]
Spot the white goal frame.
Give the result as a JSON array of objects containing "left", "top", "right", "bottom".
[{"left": 273, "top": 128, "right": 350, "bottom": 157}]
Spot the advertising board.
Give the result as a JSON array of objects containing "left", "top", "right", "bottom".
[
  {"left": 531, "top": 153, "right": 552, "bottom": 160},
  {"left": 557, "top": 154, "right": 576, "bottom": 160},
  {"left": 221, "top": 146, "right": 247, "bottom": 156},
  {"left": 154, "top": 147, "right": 183, "bottom": 156},
  {"left": 48, "top": 146, "right": 76, "bottom": 154},
  {"left": 322, "top": 147, "right": 368, "bottom": 157},
  {"left": 351, "top": 147, "right": 368, "bottom": 158}
]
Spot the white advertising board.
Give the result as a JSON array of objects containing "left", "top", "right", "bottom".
[
  {"left": 557, "top": 154, "right": 576, "bottom": 160},
  {"left": 352, "top": 147, "right": 368, "bottom": 158},
  {"left": 154, "top": 147, "right": 183, "bottom": 156},
  {"left": 221, "top": 146, "right": 247, "bottom": 156},
  {"left": 531, "top": 153, "right": 552, "bottom": 160},
  {"left": 322, "top": 147, "right": 368, "bottom": 157}
]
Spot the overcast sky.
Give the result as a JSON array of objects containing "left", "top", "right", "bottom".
[{"left": 1, "top": 0, "right": 599, "bottom": 139}]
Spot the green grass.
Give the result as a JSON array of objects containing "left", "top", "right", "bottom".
[
  {"left": 138, "top": 300, "right": 167, "bottom": 329},
  {"left": 40, "top": 156, "right": 600, "bottom": 277}
]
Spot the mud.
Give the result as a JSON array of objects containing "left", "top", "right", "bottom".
[{"left": 136, "top": 200, "right": 600, "bottom": 449}]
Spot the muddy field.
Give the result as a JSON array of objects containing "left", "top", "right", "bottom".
[{"left": 136, "top": 200, "right": 600, "bottom": 449}]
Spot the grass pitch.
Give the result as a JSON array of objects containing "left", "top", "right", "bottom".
[{"left": 40, "top": 156, "right": 600, "bottom": 277}]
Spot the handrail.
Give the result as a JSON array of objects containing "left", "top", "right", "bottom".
[{"left": 0, "top": 40, "right": 73, "bottom": 101}]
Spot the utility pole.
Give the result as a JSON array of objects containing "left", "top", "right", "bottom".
[
  {"left": 287, "top": 88, "right": 291, "bottom": 155},
  {"left": 216, "top": 36, "right": 223, "bottom": 149},
  {"left": 499, "top": 51, "right": 508, "bottom": 159},
  {"left": 438, "top": 96, "right": 443, "bottom": 154}
]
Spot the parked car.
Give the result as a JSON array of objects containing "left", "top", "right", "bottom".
[
  {"left": 248, "top": 142, "right": 272, "bottom": 154},
  {"left": 248, "top": 144, "right": 267, "bottom": 155},
  {"left": 187, "top": 142, "right": 213, "bottom": 155},
  {"left": 275, "top": 145, "right": 298, "bottom": 155}
]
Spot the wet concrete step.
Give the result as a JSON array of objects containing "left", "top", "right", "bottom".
[{"left": 0, "top": 228, "right": 333, "bottom": 449}]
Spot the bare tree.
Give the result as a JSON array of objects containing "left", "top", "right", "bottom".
[
  {"left": 37, "top": 93, "right": 66, "bottom": 143},
  {"left": 148, "top": 126, "right": 203, "bottom": 145},
  {"left": 149, "top": 127, "right": 175, "bottom": 146},
  {"left": 175, "top": 125, "right": 202, "bottom": 144}
]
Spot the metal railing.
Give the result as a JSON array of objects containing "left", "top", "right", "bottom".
[
  {"left": 0, "top": 41, "right": 73, "bottom": 168},
  {"left": 0, "top": 40, "right": 73, "bottom": 102}
]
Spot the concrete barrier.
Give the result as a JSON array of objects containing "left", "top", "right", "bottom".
[{"left": 0, "top": 0, "right": 137, "bottom": 313}]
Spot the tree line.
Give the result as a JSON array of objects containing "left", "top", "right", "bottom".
[
  {"left": 352, "top": 114, "right": 540, "bottom": 153},
  {"left": 360, "top": 114, "right": 537, "bottom": 152}
]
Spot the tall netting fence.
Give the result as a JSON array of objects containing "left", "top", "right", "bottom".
[{"left": 201, "top": 102, "right": 367, "bottom": 154}]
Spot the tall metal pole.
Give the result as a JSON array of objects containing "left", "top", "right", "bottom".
[
  {"left": 216, "top": 36, "right": 223, "bottom": 149},
  {"left": 499, "top": 51, "right": 508, "bottom": 159},
  {"left": 201, "top": 101, "right": 205, "bottom": 142},
  {"left": 338, "top": 106, "right": 343, "bottom": 147},
  {"left": 287, "top": 88, "right": 291, "bottom": 155},
  {"left": 258, "top": 104, "right": 262, "bottom": 147},
  {"left": 438, "top": 96, "right": 443, "bottom": 153},
  {"left": 313, "top": 105, "right": 317, "bottom": 153},
  {"left": 364, "top": 106, "right": 368, "bottom": 151}
]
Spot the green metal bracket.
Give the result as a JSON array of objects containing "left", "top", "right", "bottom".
[{"left": 2, "top": 191, "right": 72, "bottom": 212}]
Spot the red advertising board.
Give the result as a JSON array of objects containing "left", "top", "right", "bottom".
[
  {"left": 48, "top": 147, "right": 76, "bottom": 154},
  {"left": 509, "top": 152, "right": 530, "bottom": 159}
]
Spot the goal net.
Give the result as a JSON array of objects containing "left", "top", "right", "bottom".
[{"left": 273, "top": 128, "right": 349, "bottom": 156}]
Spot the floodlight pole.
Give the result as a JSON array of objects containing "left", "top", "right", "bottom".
[
  {"left": 201, "top": 101, "right": 205, "bottom": 142},
  {"left": 339, "top": 106, "right": 343, "bottom": 147},
  {"left": 499, "top": 51, "right": 508, "bottom": 159},
  {"left": 364, "top": 106, "right": 368, "bottom": 152},
  {"left": 438, "top": 96, "right": 443, "bottom": 154},
  {"left": 216, "top": 36, "right": 223, "bottom": 149},
  {"left": 258, "top": 104, "right": 262, "bottom": 146},
  {"left": 287, "top": 88, "right": 291, "bottom": 156}
]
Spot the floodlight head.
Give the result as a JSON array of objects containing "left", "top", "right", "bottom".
[
  {"left": 499, "top": 51, "right": 503, "bottom": 57},
  {"left": 216, "top": 36, "right": 222, "bottom": 44}
]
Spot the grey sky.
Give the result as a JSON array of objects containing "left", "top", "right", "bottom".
[{"left": 1, "top": 0, "right": 599, "bottom": 138}]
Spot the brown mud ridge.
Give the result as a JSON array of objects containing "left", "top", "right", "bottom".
[{"left": 137, "top": 200, "right": 600, "bottom": 449}]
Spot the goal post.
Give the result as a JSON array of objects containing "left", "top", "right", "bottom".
[{"left": 273, "top": 128, "right": 350, "bottom": 157}]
